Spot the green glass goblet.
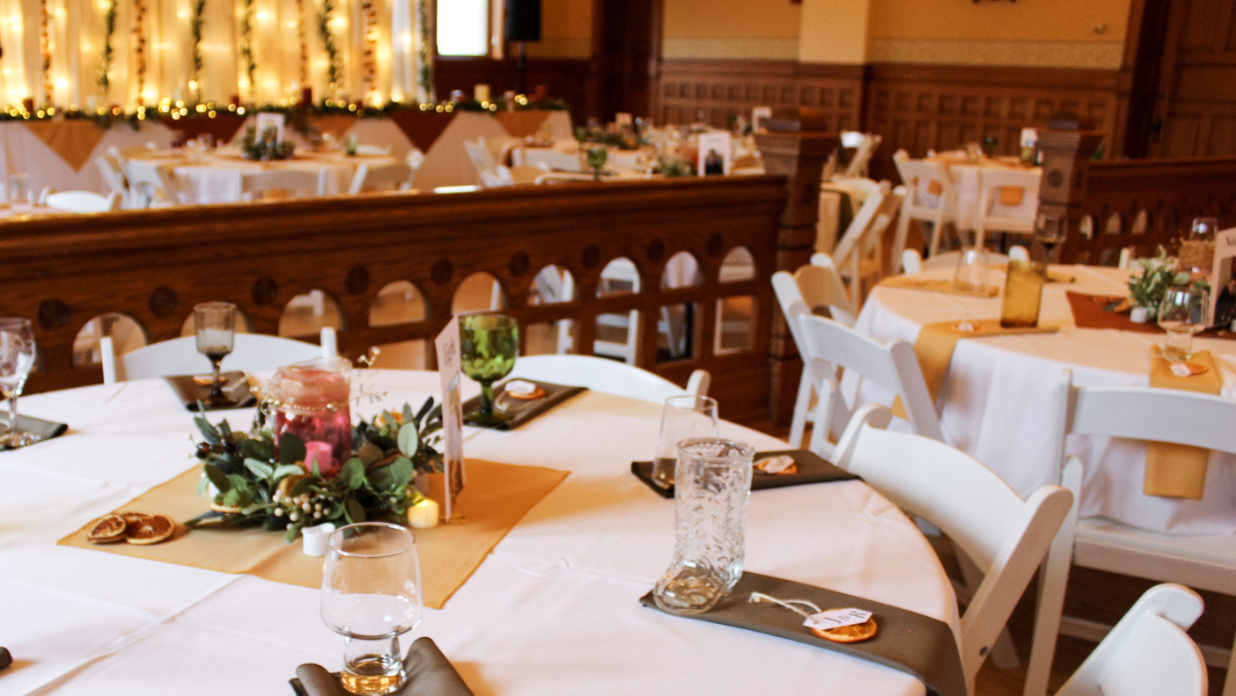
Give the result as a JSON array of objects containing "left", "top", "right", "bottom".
[
  {"left": 586, "top": 147, "right": 608, "bottom": 181},
  {"left": 460, "top": 314, "right": 519, "bottom": 426}
]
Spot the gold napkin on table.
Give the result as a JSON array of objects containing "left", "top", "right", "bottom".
[
  {"left": 1145, "top": 346, "right": 1223, "bottom": 499},
  {"left": 879, "top": 275, "right": 999, "bottom": 298},
  {"left": 890, "top": 319, "right": 1059, "bottom": 419}
]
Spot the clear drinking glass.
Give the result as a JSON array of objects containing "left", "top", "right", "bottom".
[
  {"left": 953, "top": 248, "right": 990, "bottom": 294},
  {"left": 653, "top": 438, "right": 755, "bottom": 615},
  {"left": 1034, "top": 212, "right": 1067, "bottom": 263},
  {"left": 322, "top": 522, "right": 423, "bottom": 696},
  {"left": 8, "top": 174, "right": 30, "bottom": 208},
  {"left": 1158, "top": 286, "right": 1209, "bottom": 361},
  {"left": 0, "top": 318, "right": 38, "bottom": 447},
  {"left": 193, "top": 302, "right": 237, "bottom": 407},
  {"left": 650, "top": 394, "right": 719, "bottom": 488}
]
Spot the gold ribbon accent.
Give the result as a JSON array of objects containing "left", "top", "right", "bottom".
[{"left": 1145, "top": 346, "right": 1222, "bottom": 499}]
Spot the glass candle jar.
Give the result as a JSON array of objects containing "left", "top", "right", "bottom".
[
  {"left": 264, "top": 358, "right": 352, "bottom": 477},
  {"left": 1000, "top": 259, "right": 1048, "bottom": 328}
]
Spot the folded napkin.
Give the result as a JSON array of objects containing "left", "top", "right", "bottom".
[
  {"left": 0, "top": 414, "right": 68, "bottom": 450},
  {"left": 640, "top": 572, "right": 965, "bottom": 696},
  {"left": 290, "top": 637, "right": 474, "bottom": 696},
  {"left": 1144, "top": 346, "right": 1223, "bottom": 499},
  {"left": 879, "top": 276, "right": 999, "bottom": 298},
  {"left": 461, "top": 379, "right": 586, "bottom": 431},
  {"left": 913, "top": 319, "right": 1059, "bottom": 401},
  {"left": 631, "top": 449, "right": 858, "bottom": 498},
  {"left": 163, "top": 371, "right": 257, "bottom": 411}
]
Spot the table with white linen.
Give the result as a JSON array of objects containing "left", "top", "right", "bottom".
[
  {"left": 850, "top": 265, "right": 1236, "bottom": 536},
  {"left": 2, "top": 370, "right": 958, "bottom": 696},
  {"left": 930, "top": 156, "right": 1042, "bottom": 233},
  {"left": 127, "top": 151, "right": 395, "bottom": 205}
]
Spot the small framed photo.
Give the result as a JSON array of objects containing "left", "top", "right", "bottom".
[
  {"left": 697, "top": 131, "right": 731, "bottom": 176},
  {"left": 751, "top": 106, "right": 772, "bottom": 133},
  {"left": 254, "top": 112, "right": 286, "bottom": 143},
  {"left": 1209, "top": 226, "right": 1236, "bottom": 327}
]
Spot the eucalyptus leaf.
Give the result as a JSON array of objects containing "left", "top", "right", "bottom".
[
  {"left": 357, "top": 442, "right": 383, "bottom": 465},
  {"left": 204, "top": 463, "right": 231, "bottom": 492},
  {"left": 196, "top": 474, "right": 208, "bottom": 497},
  {"left": 371, "top": 466, "right": 395, "bottom": 491},
  {"left": 244, "top": 458, "right": 275, "bottom": 480},
  {"left": 369, "top": 435, "right": 396, "bottom": 451},
  {"left": 416, "top": 397, "right": 433, "bottom": 423},
  {"left": 226, "top": 474, "right": 249, "bottom": 492},
  {"left": 397, "top": 425, "right": 420, "bottom": 458},
  {"left": 241, "top": 438, "right": 273, "bottom": 462},
  {"left": 272, "top": 464, "right": 305, "bottom": 482},
  {"left": 241, "top": 502, "right": 270, "bottom": 515},
  {"left": 222, "top": 488, "right": 245, "bottom": 507},
  {"left": 194, "top": 415, "right": 221, "bottom": 446},
  {"left": 345, "top": 498, "right": 365, "bottom": 524},
  {"left": 184, "top": 510, "right": 224, "bottom": 528},
  {"left": 264, "top": 515, "right": 286, "bottom": 531},
  {"left": 279, "top": 433, "right": 306, "bottom": 464},
  {"left": 218, "top": 419, "right": 233, "bottom": 441},
  {"left": 341, "top": 458, "right": 367, "bottom": 491},
  {"left": 389, "top": 456, "right": 414, "bottom": 487},
  {"left": 403, "top": 403, "right": 415, "bottom": 426}
]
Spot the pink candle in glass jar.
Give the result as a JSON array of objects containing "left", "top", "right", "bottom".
[{"left": 265, "top": 359, "right": 352, "bottom": 478}]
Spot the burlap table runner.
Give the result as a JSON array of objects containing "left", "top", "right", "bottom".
[
  {"left": 59, "top": 459, "right": 568, "bottom": 609},
  {"left": 1145, "top": 346, "right": 1223, "bottom": 499},
  {"left": 23, "top": 120, "right": 107, "bottom": 171}
]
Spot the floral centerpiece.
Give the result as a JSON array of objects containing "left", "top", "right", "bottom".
[
  {"left": 1127, "top": 247, "right": 1193, "bottom": 320},
  {"left": 187, "top": 399, "right": 442, "bottom": 541},
  {"left": 239, "top": 125, "right": 295, "bottom": 161}
]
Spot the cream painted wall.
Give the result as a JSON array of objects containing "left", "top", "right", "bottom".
[
  {"left": 799, "top": 0, "right": 870, "bottom": 64},
  {"left": 526, "top": 0, "right": 594, "bottom": 58},
  {"left": 662, "top": 0, "right": 802, "bottom": 59}
]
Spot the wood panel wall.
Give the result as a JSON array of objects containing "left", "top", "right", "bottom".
[
  {"left": 655, "top": 59, "right": 1129, "bottom": 180},
  {"left": 2, "top": 178, "right": 786, "bottom": 421}
]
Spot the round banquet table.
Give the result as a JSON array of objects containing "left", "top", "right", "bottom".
[
  {"left": 850, "top": 265, "right": 1236, "bottom": 536},
  {"left": 2, "top": 371, "right": 958, "bottom": 696}
]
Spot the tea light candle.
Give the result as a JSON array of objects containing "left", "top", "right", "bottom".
[
  {"left": 409, "top": 498, "right": 439, "bottom": 529},
  {"left": 301, "top": 522, "right": 336, "bottom": 557},
  {"left": 473, "top": 84, "right": 490, "bottom": 103},
  {"left": 304, "top": 441, "right": 333, "bottom": 476}
]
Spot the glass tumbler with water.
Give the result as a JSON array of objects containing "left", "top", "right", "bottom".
[
  {"left": 650, "top": 394, "right": 719, "bottom": 489},
  {"left": 1158, "top": 286, "right": 1209, "bottom": 361},
  {"left": 653, "top": 438, "right": 755, "bottom": 615},
  {"left": 322, "top": 522, "right": 423, "bottom": 695}
]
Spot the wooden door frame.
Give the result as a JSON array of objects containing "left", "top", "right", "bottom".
[{"left": 591, "top": 0, "right": 664, "bottom": 120}]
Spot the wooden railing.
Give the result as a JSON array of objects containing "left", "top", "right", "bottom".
[
  {"left": 2, "top": 177, "right": 787, "bottom": 420},
  {"left": 1062, "top": 155, "right": 1236, "bottom": 265}
]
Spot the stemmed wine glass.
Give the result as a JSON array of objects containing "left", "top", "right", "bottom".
[
  {"left": 0, "top": 318, "right": 38, "bottom": 447},
  {"left": 1158, "top": 286, "right": 1210, "bottom": 361},
  {"left": 193, "top": 302, "right": 237, "bottom": 407},
  {"left": 1035, "top": 212, "right": 1067, "bottom": 263},
  {"left": 459, "top": 313, "right": 518, "bottom": 426},
  {"left": 586, "top": 147, "right": 608, "bottom": 181},
  {"left": 321, "top": 522, "right": 423, "bottom": 695}
]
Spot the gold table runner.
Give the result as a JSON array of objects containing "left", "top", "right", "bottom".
[
  {"left": 1145, "top": 346, "right": 1223, "bottom": 499},
  {"left": 59, "top": 459, "right": 569, "bottom": 609},
  {"left": 24, "top": 120, "right": 107, "bottom": 172},
  {"left": 879, "top": 276, "right": 998, "bottom": 298}
]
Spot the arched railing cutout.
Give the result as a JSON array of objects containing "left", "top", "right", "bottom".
[
  {"left": 73, "top": 313, "right": 147, "bottom": 367},
  {"left": 453, "top": 272, "right": 505, "bottom": 315}
]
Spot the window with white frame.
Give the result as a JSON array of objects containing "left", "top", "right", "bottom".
[{"left": 437, "top": 0, "right": 491, "bottom": 56}]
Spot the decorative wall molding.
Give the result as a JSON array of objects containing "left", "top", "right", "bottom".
[
  {"left": 662, "top": 37, "right": 800, "bottom": 60},
  {"left": 868, "top": 38, "right": 1126, "bottom": 70}
]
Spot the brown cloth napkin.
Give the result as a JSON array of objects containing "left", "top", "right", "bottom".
[
  {"left": 163, "top": 371, "right": 257, "bottom": 411},
  {"left": 461, "top": 379, "right": 586, "bottom": 431},
  {"left": 1066, "top": 292, "right": 1236, "bottom": 340},
  {"left": 640, "top": 572, "right": 966, "bottom": 696},
  {"left": 631, "top": 449, "right": 859, "bottom": 499},
  {"left": 291, "top": 637, "right": 474, "bottom": 696},
  {"left": 1145, "top": 346, "right": 1224, "bottom": 499},
  {"left": 0, "top": 415, "right": 68, "bottom": 450},
  {"left": 879, "top": 276, "right": 999, "bottom": 298}
]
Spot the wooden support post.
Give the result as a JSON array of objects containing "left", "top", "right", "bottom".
[
  {"left": 754, "top": 108, "right": 837, "bottom": 427},
  {"left": 1037, "top": 115, "right": 1105, "bottom": 264}
]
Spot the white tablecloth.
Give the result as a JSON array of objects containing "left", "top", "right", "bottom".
[
  {"left": 851, "top": 265, "right": 1236, "bottom": 535},
  {"left": 3, "top": 371, "right": 958, "bottom": 696},
  {"left": 0, "top": 121, "right": 175, "bottom": 201},
  {"left": 127, "top": 152, "right": 387, "bottom": 205}
]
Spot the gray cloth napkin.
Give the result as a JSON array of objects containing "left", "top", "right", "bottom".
[
  {"left": 290, "top": 637, "right": 473, "bottom": 696},
  {"left": 631, "top": 449, "right": 859, "bottom": 498},
  {"left": 460, "top": 379, "right": 586, "bottom": 430},
  {"left": 0, "top": 415, "right": 68, "bottom": 450},
  {"left": 163, "top": 371, "right": 256, "bottom": 411},
  {"left": 640, "top": 572, "right": 966, "bottom": 696}
]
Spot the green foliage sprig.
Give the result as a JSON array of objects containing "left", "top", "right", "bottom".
[
  {"left": 187, "top": 399, "right": 442, "bottom": 542},
  {"left": 238, "top": 0, "right": 256, "bottom": 98},
  {"left": 190, "top": 0, "right": 207, "bottom": 92},
  {"left": 1127, "top": 247, "right": 1191, "bottom": 317},
  {"left": 318, "top": 0, "right": 342, "bottom": 95},
  {"left": 98, "top": 0, "right": 118, "bottom": 95},
  {"left": 239, "top": 125, "right": 295, "bottom": 160}
]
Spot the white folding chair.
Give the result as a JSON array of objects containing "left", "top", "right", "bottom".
[
  {"left": 508, "top": 354, "right": 709, "bottom": 404},
  {"left": 904, "top": 248, "right": 1014, "bottom": 274},
  {"left": 126, "top": 160, "right": 187, "bottom": 207},
  {"left": 95, "top": 154, "right": 132, "bottom": 208},
  {"left": 240, "top": 168, "right": 328, "bottom": 201},
  {"left": 45, "top": 191, "right": 123, "bottom": 213},
  {"left": 1024, "top": 370, "right": 1236, "bottom": 696},
  {"left": 840, "top": 131, "right": 882, "bottom": 178},
  {"left": 1055, "top": 583, "right": 1207, "bottom": 696},
  {"left": 832, "top": 185, "right": 904, "bottom": 307},
  {"left": 405, "top": 149, "right": 426, "bottom": 188},
  {"left": 772, "top": 263, "right": 855, "bottom": 449},
  {"left": 975, "top": 168, "right": 1040, "bottom": 251},
  {"left": 833, "top": 404, "right": 1072, "bottom": 696},
  {"left": 348, "top": 162, "right": 415, "bottom": 194},
  {"left": 100, "top": 327, "right": 337, "bottom": 383},
  {"left": 893, "top": 149, "right": 960, "bottom": 260}
]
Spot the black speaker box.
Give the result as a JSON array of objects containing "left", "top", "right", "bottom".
[{"left": 505, "top": 0, "right": 541, "bottom": 42}]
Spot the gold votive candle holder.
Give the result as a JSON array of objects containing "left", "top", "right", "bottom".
[{"left": 1000, "top": 260, "right": 1047, "bottom": 328}]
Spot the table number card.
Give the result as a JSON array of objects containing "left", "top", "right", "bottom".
[
  {"left": 254, "top": 112, "right": 286, "bottom": 143},
  {"left": 1208, "top": 226, "right": 1236, "bottom": 328},
  {"left": 697, "top": 131, "right": 731, "bottom": 177},
  {"left": 751, "top": 106, "right": 772, "bottom": 133},
  {"left": 435, "top": 316, "right": 466, "bottom": 522}
]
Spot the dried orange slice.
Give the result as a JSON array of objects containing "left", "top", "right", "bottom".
[
  {"left": 810, "top": 615, "right": 878, "bottom": 643},
  {"left": 209, "top": 500, "right": 245, "bottom": 514},
  {"left": 124, "top": 514, "right": 175, "bottom": 545},
  {"left": 86, "top": 514, "right": 128, "bottom": 544}
]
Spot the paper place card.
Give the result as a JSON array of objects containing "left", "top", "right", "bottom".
[
  {"left": 804, "top": 608, "right": 873, "bottom": 631},
  {"left": 435, "top": 316, "right": 465, "bottom": 521}
]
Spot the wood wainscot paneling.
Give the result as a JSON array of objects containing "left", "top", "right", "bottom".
[
  {"left": 655, "top": 59, "right": 864, "bottom": 133},
  {"left": 435, "top": 57, "right": 597, "bottom": 121},
  {"left": 2, "top": 177, "right": 787, "bottom": 422},
  {"left": 863, "top": 63, "right": 1126, "bottom": 180}
]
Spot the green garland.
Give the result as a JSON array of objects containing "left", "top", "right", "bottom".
[
  {"left": 238, "top": 0, "right": 256, "bottom": 99},
  {"left": 415, "top": 0, "right": 434, "bottom": 102},
  {"left": 187, "top": 399, "right": 443, "bottom": 542},
  {"left": 190, "top": 0, "right": 206, "bottom": 96},
  {"left": 98, "top": 0, "right": 118, "bottom": 96},
  {"left": 317, "top": 0, "right": 342, "bottom": 96}
]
